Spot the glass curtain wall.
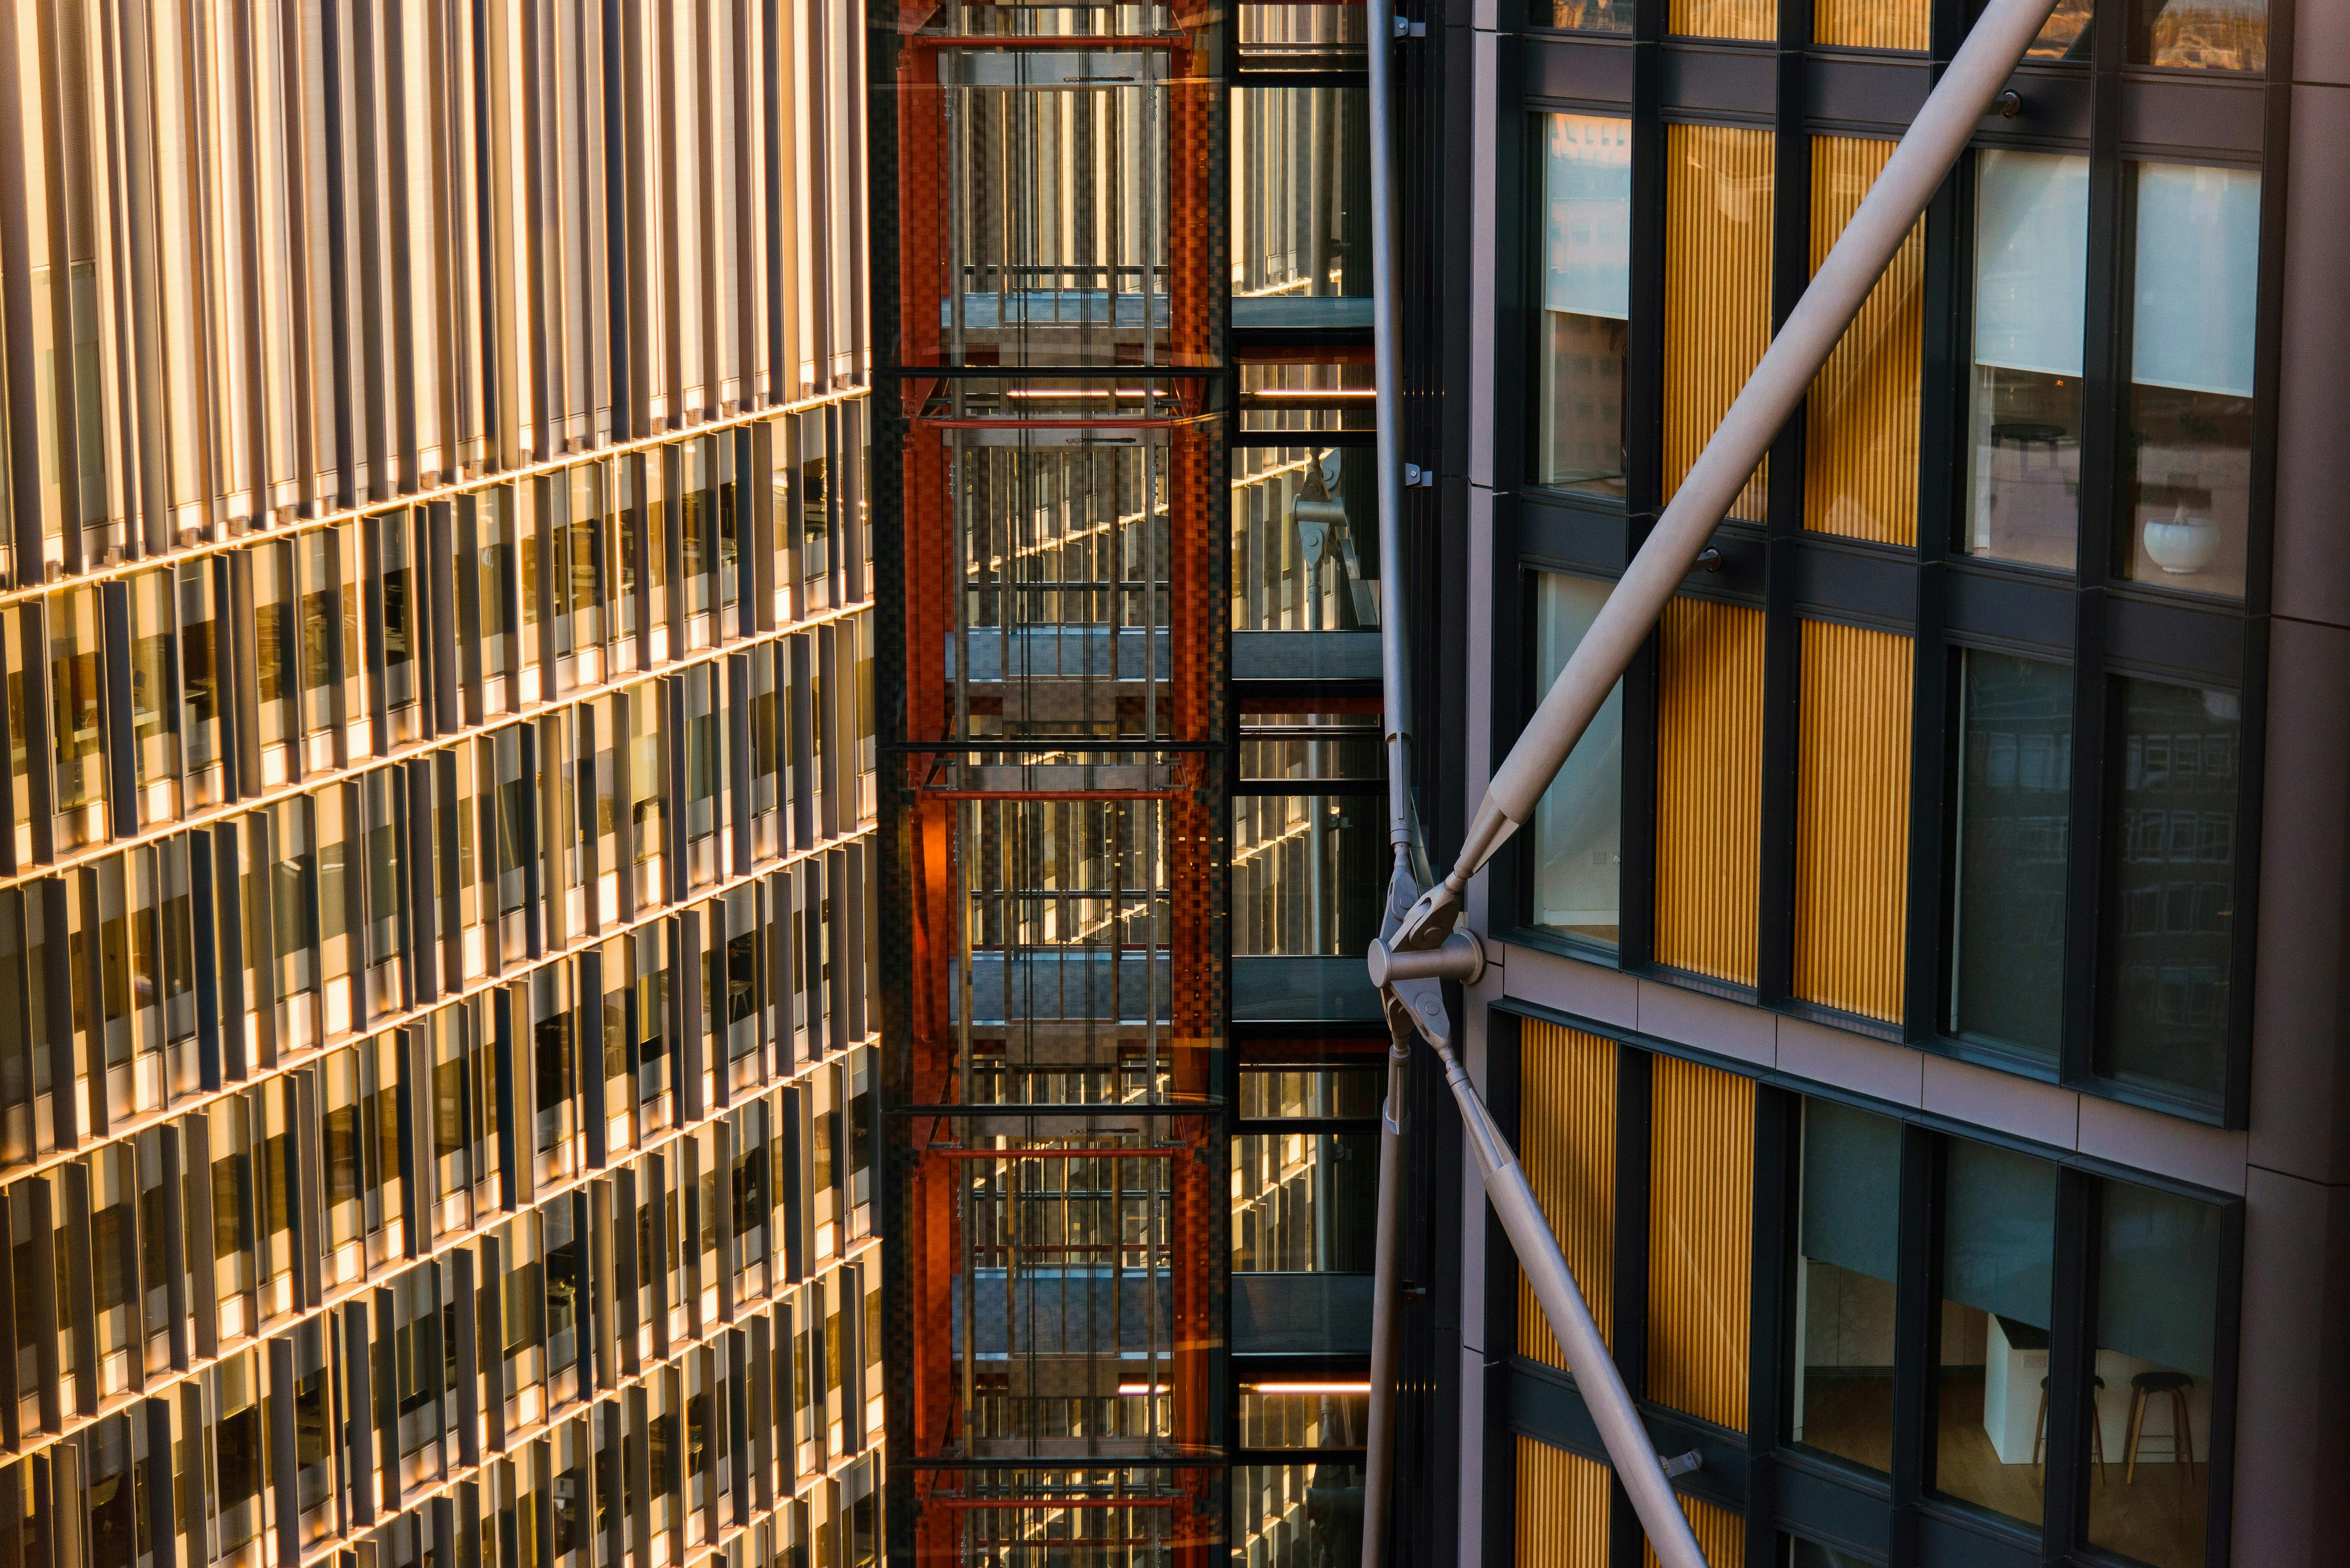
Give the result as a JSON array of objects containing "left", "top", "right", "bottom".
[{"left": 0, "top": 3, "right": 883, "bottom": 1566}]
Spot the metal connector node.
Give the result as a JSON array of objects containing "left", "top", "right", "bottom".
[
  {"left": 1660, "top": 1451, "right": 1705, "bottom": 1480},
  {"left": 1390, "top": 877, "right": 1464, "bottom": 951},
  {"left": 1392, "top": 15, "right": 1427, "bottom": 35},
  {"left": 1367, "top": 929, "right": 1485, "bottom": 990},
  {"left": 1382, "top": 977, "right": 1450, "bottom": 1049}
]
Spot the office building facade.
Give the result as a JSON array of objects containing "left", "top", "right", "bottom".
[
  {"left": 869, "top": 2, "right": 1398, "bottom": 1565},
  {"left": 0, "top": 10, "right": 882, "bottom": 1568},
  {"left": 1415, "top": 0, "right": 2346, "bottom": 1564},
  {"left": 866, "top": 0, "right": 2348, "bottom": 1565}
]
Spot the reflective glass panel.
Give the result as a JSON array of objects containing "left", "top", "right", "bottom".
[
  {"left": 2087, "top": 1181, "right": 2219, "bottom": 1567},
  {"left": 2120, "top": 163, "right": 2260, "bottom": 599},
  {"left": 1933, "top": 1138, "right": 2058, "bottom": 1526},
  {"left": 1793, "top": 1099, "right": 1902, "bottom": 1473},
  {"left": 1966, "top": 150, "right": 2088, "bottom": 572},
  {"left": 2098, "top": 676, "right": 2239, "bottom": 1107},
  {"left": 1537, "top": 115, "right": 1632, "bottom": 497},
  {"left": 1949, "top": 650, "right": 2072, "bottom": 1063},
  {"left": 1528, "top": 573, "right": 1622, "bottom": 948}
]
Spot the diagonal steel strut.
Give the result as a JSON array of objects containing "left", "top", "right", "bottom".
[{"left": 1356, "top": 0, "right": 2066, "bottom": 1560}]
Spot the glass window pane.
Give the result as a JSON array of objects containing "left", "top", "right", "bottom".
[
  {"left": 1238, "top": 711, "right": 1382, "bottom": 782},
  {"left": 1233, "top": 1463, "right": 1365, "bottom": 1568},
  {"left": 1232, "top": 1131, "right": 1376, "bottom": 1271},
  {"left": 2130, "top": 0, "right": 2264, "bottom": 68},
  {"left": 2121, "top": 163, "right": 2260, "bottom": 598},
  {"left": 1548, "top": 0, "right": 1634, "bottom": 31},
  {"left": 1816, "top": 0, "right": 1925, "bottom": 49},
  {"left": 1665, "top": 124, "right": 1774, "bottom": 521},
  {"left": 1237, "top": 1383, "right": 1370, "bottom": 1448},
  {"left": 50, "top": 585, "right": 108, "bottom": 845},
  {"left": 1232, "top": 87, "right": 1369, "bottom": 302},
  {"left": 2029, "top": 0, "right": 2095, "bottom": 56},
  {"left": 1932, "top": 1139, "right": 2058, "bottom": 1526},
  {"left": 1238, "top": 4, "right": 1368, "bottom": 70},
  {"left": 1648, "top": 1056, "right": 1753, "bottom": 1428},
  {"left": 1804, "top": 137, "right": 1925, "bottom": 547},
  {"left": 1949, "top": 650, "right": 2073, "bottom": 1063},
  {"left": 1670, "top": 0, "right": 1774, "bottom": 42},
  {"left": 1238, "top": 363, "right": 1376, "bottom": 436},
  {"left": 1230, "top": 794, "right": 1385, "bottom": 956},
  {"left": 1528, "top": 573, "right": 1622, "bottom": 948},
  {"left": 1965, "top": 150, "right": 2088, "bottom": 571},
  {"left": 2098, "top": 676, "right": 2239, "bottom": 1107},
  {"left": 1237, "top": 1065, "right": 1384, "bottom": 1120},
  {"left": 1538, "top": 115, "right": 1631, "bottom": 497},
  {"left": 1231, "top": 447, "right": 1379, "bottom": 630},
  {"left": 1792, "top": 1099, "right": 1902, "bottom": 1473},
  {"left": 127, "top": 571, "right": 180, "bottom": 825},
  {"left": 2087, "top": 1180, "right": 2220, "bottom": 1567}
]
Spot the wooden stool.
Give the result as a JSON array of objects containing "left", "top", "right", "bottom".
[
  {"left": 2033, "top": 1373, "right": 2106, "bottom": 1482},
  {"left": 2125, "top": 1371, "right": 2197, "bottom": 1484}
]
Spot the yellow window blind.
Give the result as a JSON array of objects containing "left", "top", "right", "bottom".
[
  {"left": 1664, "top": 123, "right": 1774, "bottom": 521},
  {"left": 1518, "top": 1438, "right": 1612, "bottom": 1568},
  {"left": 1641, "top": 1492, "right": 1749, "bottom": 1568},
  {"left": 1647, "top": 1054, "right": 1755, "bottom": 1432},
  {"left": 1793, "top": 618, "right": 1914, "bottom": 1022},
  {"left": 1815, "top": 0, "right": 1928, "bottom": 49},
  {"left": 1655, "top": 596, "right": 1765, "bottom": 987},
  {"left": 1804, "top": 135, "right": 1925, "bottom": 546},
  {"left": 1517, "top": 1021, "right": 1618, "bottom": 1370},
  {"left": 1669, "top": 0, "right": 1776, "bottom": 41}
]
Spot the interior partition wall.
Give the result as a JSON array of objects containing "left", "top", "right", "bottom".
[{"left": 871, "top": 4, "right": 1232, "bottom": 1566}]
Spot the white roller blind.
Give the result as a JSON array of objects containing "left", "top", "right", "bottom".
[
  {"left": 1972, "top": 149, "right": 2088, "bottom": 379},
  {"left": 1544, "top": 114, "right": 1632, "bottom": 320},
  {"left": 1532, "top": 571, "right": 1622, "bottom": 931},
  {"left": 2130, "top": 161, "right": 2261, "bottom": 400}
]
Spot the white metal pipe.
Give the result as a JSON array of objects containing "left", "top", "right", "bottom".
[
  {"left": 1367, "top": 0, "right": 1412, "bottom": 852},
  {"left": 1426, "top": 1035, "right": 1713, "bottom": 1568},
  {"left": 1360, "top": 0, "right": 1415, "bottom": 1549},
  {"left": 1358, "top": 1020, "right": 1412, "bottom": 1568},
  {"left": 1393, "top": 0, "right": 2063, "bottom": 948}
]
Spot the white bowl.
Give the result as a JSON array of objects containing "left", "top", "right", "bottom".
[{"left": 2143, "top": 514, "right": 2219, "bottom": 575}]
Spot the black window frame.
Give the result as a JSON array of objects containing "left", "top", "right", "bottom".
[
  {"left": 1480, "top": 0, "right": 2280, "bottom": 1129},
  {"left": 1481, "top": 998, "right": 2245, "bottom": 1568}
]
